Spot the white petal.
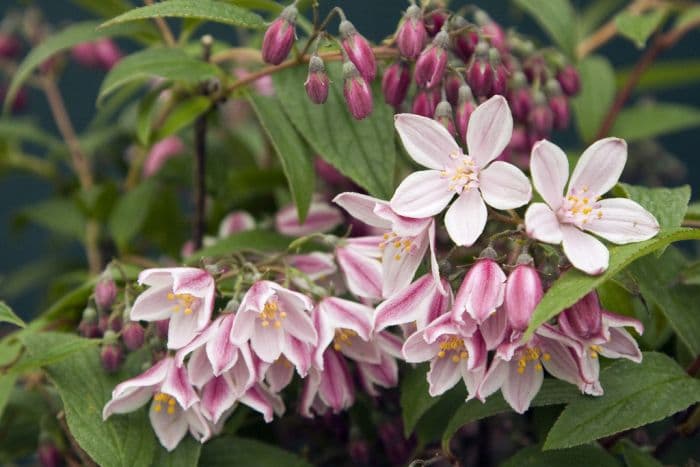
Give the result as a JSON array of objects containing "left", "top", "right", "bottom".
[
  {"left": 479, "top": 161, "right": 532, "bottom": 210},
  {"left": 502, "top": 360, "right": 543, "bottom": 414},
  {"left": 149, "top": 402, "right": 188, "bottom": 451},
  {"left": 444, "top": 190, "right": 487, "bottom": 247},
  {"left": 390, "top": 170, "right": 454, "bottom": 218},
  {"left": 561, "top": 225, "right": 609, "bottom": 275},
  {"left": 332, "top": 192, "right": 391, "bottom": 229},
  {"left": 568, "top": 137, "right": 626, "bottom": 197},
  {"left": 530, "top": 139, "right": 569, "bottom": 210},
  {"left": 524, "top": 203, "right": 562, "bottom": 244},
  {"left": 584, "top": 198, "right": 659, "bottom": 244},
  {"left": 466, "top": 95, "right": 513, "bottom": 167},
  {"left": 395, "top": 113, "right": 460, "bottom": 170}
]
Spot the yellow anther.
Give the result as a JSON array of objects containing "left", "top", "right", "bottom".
[
  {"left": 542, "top": 353, "right": 551, "bottom": 361},
  {"left": 394, "top": 254, "right": 402, "bottom": 261},
  {"left": 279, "top": 311, "right": 287, "bottom": 318},
  {"left": 154, "top": 404, "right": 162, "bottom": 412},
  {"left": 437, "top": 350, "right": 446, "bottom": 358},
  {"left": 333, "top": 343, "right": 342, "bottom": 351},
  {"left": 460, "top": 351, "right": 468, "bottom": 360},
  {"left": 517, "top": 367, "right": 525, "bottom": 374},
  {"left": 451, "top": 355, "right": 460, "bottom": 363},
  {"left": 167, "top": 406, "right": 175, "bottom": 414},
  {"left": 184, "top": 308, "right": 193, "bottom": 315},
  {"left": 535, "top": 363, "right": 543, "bottom": 371},
  {"left": 274, "top": 320, "right": 282, "bottom": 328},
  {"left": 393, "top": 241, "right": 402, "bottom": 248},
  {"left": 167, "top": 292, "right": 175, "bottom": 300},
  {"left": 261, "top": 320, "right": 269, "bottom": 327}
]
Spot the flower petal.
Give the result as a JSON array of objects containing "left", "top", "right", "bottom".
[
  {"left": 476, "top": 357, "right": 508, "bottom": 401},
  {"left": 318, "top": 350, "right": 354, "bottom": 413},
  {"left": 466, "top": 95, "right": 513, "bottom": 167},
  {"left": 381, "top": 231, "right": 428, "bottom": 298},
  {"left": 561, "top": 225, "right": 609, "bottom": 275},
  {"left": 129, "top": 285, "right": 172, "bottom": 322},
  {"left": 275, "top": 200, "right": 343, "bottom": 236},
  {"left": 390, "top": 170, "right": 454, "bottom": 218},
  {"left": 502, "top": 359, "right": 543, "bottom": 414},
  {"left": 599, "top": 328, "right": 642, "bottom": 362},
  {"left": 205, "top": 315, "right": 238, "bottom": 376},
  {"left": 402, "top": 330, "right": 439, "bottom": 362},
  {"left": 265, "top": 358, "right": 295, "bottom": 392},
  {"left": 161, "top": 363, "right": 199, "bottom": 410},
  {"left": 201, "top": 375, "right": 237, "bottom": 423},
  {"left": 530, "top": 139, "right": 569, "bottom": 210},
  {"left": 427, "top": 355, "right": 462, "bottom": 396},
  {"left": 149, "top": 401, "right": 189, "bottom": 451},
  {"left": 524, "top": 203, "right": 562, "bottom": 244},
  {"left": 373, "top": 274, "right": 439, "bottom": 332},
  {"left": 167, "top": 310, "right": 201, "bottom": 350},
  {"left": 568, "top": 137, "right": 626, "bottom": 197},
  {"left": 584, "top": 198, "right": 659, "bottom": 244},
  {"left": 445, "top": 190, "right": 487, "bottom": 247},
  {"left": 250, "top": 326, "right": 284, "bottom": 363},
  {"left": 480, "top": 309, "right": 508, "bottom": 351},
  {"left": 452, "top": 258, "right": 506, "bottom": 324},
  {"left": 336, "top": 245, "right": 383, "bottom": 300},
  {"left": 395, "top": 113, "right": 460, "bottom": 170},
  {"left": 479, "top": 161, "right": 532, "bottom": 210},
  {"left": 186, "top": 348, "right": 214, "bottom": 388},
  {"left": 332, "top": 192, "right": 391, "bottom": 229}
]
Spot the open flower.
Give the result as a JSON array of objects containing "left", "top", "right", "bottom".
[
  {"left": 525, "top": 139, "right": 659, "bottom": 274},
  {"left": 130, "top": 268, "right": 215, "bottom": 349},
  {"left": 336, "top": 236, "right": 384, "bottom": 300},
  {"left": 390, "top": 95, "right": 532, "bottom": 246}
]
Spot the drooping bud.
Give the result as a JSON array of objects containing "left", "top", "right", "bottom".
[
  {"left": 411, "top": 88, "right": 439, "bottom": 117},
  {"left": 72, "top": 42, "right": 100, "bottom": 68},
  {"left": 396, "top": 5, "right": 427, "bottom": 59},
  {"left": 475, "top": 10, "right": 506, "bottom": 51},
  {"left": 95, "top": 274, "right": 117, "bottom": 311},
  {"left": 549, "top": 93, "right": 570, "bottom": 130},
  {"left": 523, "top": 55, "right": 548, "bottom": 84},
  {"left": 155, "top": 319, "right": 169, "bottom": 340},
  {"left": 414, "top": 29, "right": 449, "bottom": 89},
  {"left": 381, "top": 61, "right": 411, "bottom": 108},
  {"left": 450, "top": 16, "right": 478, "bottom": 62},
  {"left": 79, "top": 306, "right": 101, "bottom": 338},
  {"left": 93, "top": 38, "right": 122, "bottom": 70},
  {"left": 423, "top": 10, "right": 447, "bottom": 37},
  {"left": 304, "top": 55, "right": 329, "bottom": 104},
  {"left": 342, "top": 61, "right": 373, "bottom": 120},
  {"left": 101, "top": 343, "right": 123, "bottom": 373},
  {"left": 556, "top": 64, "right": 581, "bottom": 96},
  {"left": 528, "top": 91, "right": 554, "bottom": 139},
  {"left": 508, "top": 125, "right": 530, "bottom": 153},
  {"left": 433, "top": 99, "right": 455, "bottom": 136},
  {"left": 489, "top": 48, "right": 508, "bottom": 96},
  {"left": 558, "top": 292, "right": 603, "bottom": 340},
  {"left": 444, "top": 73, "right": 461, "bottom": 106},
  {"left": 261, "top": 4, "right": 297, "bottom": 65},
  {"left": 455, "top": 84, "right": 476, "bottom": 142},
  {"left": 508, "top": 71, "right": 532, "bottom": 122},
  {"left": 451, "top": 255, "right": 506, "bottom": 324},
  {"left": 142, "top": 135, "right": 184, "bottom": 177},
  {"left": 504, "top": 254, "right": 542, "bottom": 331},
  {"left": 122, "top": 321, "right": 145, "bottom": 350},
  {"left": 340, "top": 20, "right": 376, "bottom": 81},
  {"left": 0, "top": 33, "right": 21, "bottom": 59},
  {"left": 466, "top": 42, "right": 493, "bottom": 97},
  {"left": 98, "top": 314, "right": 122, "bottom": 334}
]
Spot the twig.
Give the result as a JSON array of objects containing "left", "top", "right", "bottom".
[
  {"left": 193, "top": 35, "right": 214, "bottom": 250},
  {"left": 144, "top": 0, "right": 176, "bottom": 46}
]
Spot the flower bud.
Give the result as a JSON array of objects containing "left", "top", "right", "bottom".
[
  {"left": 38, "top": 440, "right": 63, "bottom": 467},
  {"left": 93, "top": 38, "right": 122, "bottom": 70},
  {"left": 343, "top": 61, "right": 373, "bottom": 120},
  {"left": 433, "top": 99, "right": 455, "bottom": 136},
  {"left": 444, "top": 73, "right": 461, "bottom": 106},
  {"left": 411, "top": 88, "right": 439, "bottom": 117},
  {"left": 72, "top": 42, "right": 100, "bottom": 68},
  {"left": 0, "top": 33, "right": 21, "bottom": 59},
  {"left": 475, "top": 10, "right": 506, "bottom": 51},
  {"left": 558, "top": 292, "right": 603, "bottom": 340},
  {"left": 95, "top": 275, "right": 117, "bottom": 311},
  {"left": 381, "top": 61, "right": 410, "bottom": 108},
  {"left": 122, "top": 322, "right": 145, "bottom": 350},
  {"left": 528, "top": 91, "right": 553, "bottom": 138},
  {"left": 504, "top": 256, "right": 542, "bottom": 331},
  {"left": 101, "top": 343, "right": 123, "bottom": 373},
  {"left": 304, "top": 55, "right": 329, "bottom": 104},
  {"left": 508, "top": 72, "right": 532, "bottom": 122},
  {"left": 523, "top": 55, "right": 548, "bottom": 84},
  {"left": 414, "top": 30, "right": 448, "bottom": 88},
  {"left": 1, "top": 85, "right": 28, "bottom": 113},
  {"left": 466, "top": 42, "right": 493, "bottom": 97},
  {"left": 455, "top": 84, "right": 475, "bottom": 142},
  {"left": 489, "top": 49, "right": 508, "bottom": 96},
  {"left": 142, "top": 136, "right": 184, "bottom": 177},
  {"left": 424, "top": 10, "right": 447, "bottom": 37},
  {"left": 450, "top": 16, "right": 478, "bottom": 62},
  {"left": 508, "top": 125, "right": 530, "bottom": 153},
  {"left": 452, "top": 256, "right": 506, "bottom": 324},
  {"left": 556, "top": 64, "right": 581, "bottom": 96},
  {"left": 396, "top": 5, "right": 426, "bottom": 59},
  {"left": 261, "top": 4, "right": 297, "bottom": 65},
  {"left": 340, "top": 20, "right": 376, "bottom": 81},
  {"left": 549, "top": 94, "right": 570, "bottom": 130}
]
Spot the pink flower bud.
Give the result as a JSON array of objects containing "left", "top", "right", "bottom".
[
  {"left": 433, "top": 99, "right": 455, "bottom": 136},
  {"left": 122, "top": 322, "right": 145, "bottom": 350},
  {"left": 315, "top": 157, "right": 350, "bottom": 186},
  {"left": 557, "top": 64, "right": 581, "bottom": 96},
  {"left": 0, "top": 33, "right": 21, "bottom": 59},
  {"left": 348, "top": 439, "right": 371, "bottom": 465},
  {"left": 489, "top": 50, "right": 508, "bottom": 96},
  {"left": 381, "top": 61, "right": 410, "bottom": 108},
  {"left": 397, "top": 5, "right": 427, "bottom": 59},
  {"left": 559, "top": 292, "right": 603, "bottom": 340},
  {"left": 508, "top": 83, "right": 532, "bottom": 122},
  {"left": 98, "top": 314, "right": 122, "bottom": 334},
  {"left": 424, "top": 10, "right": 447, "bottom": 37},
  {"left": 414, "top": 30, "right": 448, "bottom": 88},
  {"left": 549, "top": 94, "right": 570, "bottom": 130},
  {"left": 444, "top": 73, "right": 461, "bottom": 106},
  {"left": 508, "top": 125, "right": 530, "bottom": 153},
  {"left": 38, "top": 441, "right": 63, "bottom": 467},
  {"left": 72, "top": 42, "right": 100, "bottom": 68},
  {"left": 504, "top": 256, "right": 542, "bottom": 331},
  {"left": 340, "top": 20, "right": 376, "bottom": 81},
  {"left": 467, "top": 43, "right": 493, "bottom": 97},
  {"left": 94, "top": 38, "right": 122, "bottom": 70},
  {"left": 95, "top": 275, "right": 117, "bottom": 311},
  {"left": 411, "top": 88, "right": 440, "bottom": 117},
  {"left": 528, "top": 101, "right": 554, "bottom": 139},
  {"left": 142, "top": 136, "right": 184, "bottom": 177},
  {"left": 276, "top": 200, "right": 343, "bottom": 236},
  {"left": 343, "top": 61, "right": 373, "bottom": 120},
  {"left": 304, "top": 55, "right": 329, "bottom": 104},
  {"left": 451, "top": 17, "right": 478, "bottom": 62},
  {"left": 523, "top": 55, "right": 549, "bottom": 84},
  {"left": 475, "top": 10, "right": 507, "bottom": 51},
  {"left": 261, "top": 5, "right": 297, "bottom": 65},
  {"left": 455, "top": 84, "right": 475, "bottom": 142},
  {"left": 218, "top": 210, "right": 255, "bottom": 236},
  {"left": 100, "top": 344, "right": 123, "bottom": 373},
  {"left": 452, "top": 254, "right": 506, "bottom": 324}
]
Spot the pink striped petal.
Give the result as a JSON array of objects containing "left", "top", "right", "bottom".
[
  {"left": 390, "top": 170, "right": 454, "bottom": 218},
  {"left": 452, "top": 258, "right": 506, "bottom": 324},
  {"left": 477, "top": 357, "right": 508, "bottom": 401},
  {"left": 149, "top": 400, "right": 189, "bottom": 451},
  {"left": 466, "top": 95, "right": 513, "bottom": 167},
  {"left": 502, "top": 359, "right": 543, "bottom": 413},
  {"left": 299, "top": 368, "right": 322, "bottom": 418},
  {"left": 205, "top": 314, "right": 238, "bottom": 376},
  {"left": 530, "top": 139, "right": 569, "bottom": 210},
  {"left": 395, "top": 113, "right": 460, "bottom": 170},
  {"left": 584, "top": 198, "right": 659, "bottom": 244},
  {"left": 539, "top": 338, "right": 584, "bottom": 386},
  {"left": 275, "top": 200, "right": 343, "bottom": 236},
  {"left": 167, "top": 310, "right": 201, "bottom": 350},
  {"left": 336, "top": 246, "right": 383, "bottom": 299},
  {"left": 318, "top": 350, "right": 354, "bottom": 413},
  {"left": 601, "top": 311, "right": 644, "bottom": 336},
  {"left": 103, "top": 387, "right": 153, "bottom": 419},
  {"left": 445, "top": 189, "right": 487, "bottom": 246},
  {"left": 462, "top": 359, "right": 487, "bottom": 401},
  {"left": 504, "top": 264, "right": 542, "bottom": 332},
  {"left": 201, "top": 375, "right": 236, "bottom": 423},
  {"left": 568, "top": 137, "right": 626, "bottom": 197},
  {"left": 373, "top": 274, "right": 439, "bottom": 332},
  {"left": 599, "top": 328, "right": 642, "bottom": 362},
  {"left": 218, "top": 210, "right": 255, "bottom": 237},
  {"left": 402, "top": 330, "right": 439, "bottom": 362},
  {"left": 265, "top": 358, "right": 295, "bottom": 392},
  {"left": 525, "top": 203, "right": 562, "bottom": 244},
  {"left": 333, "top": 192, "right": 391, "bottom": 229},
  {"left": 356, "top": 353, "right": 399, "bottom": 395},
  {"left": 480, "top": 309, "right": 508, "bottom": 351},
  {"left": 161, "top": 363, "right": 199, "bottom": 410},
  {"left": 239, "top": 384, "right": 285, "bottom": 423},
  {"left": 479, "top": 161, "right": 532, "bottom": 210},
  {"left": 187, "top": 348, "right": 214, "bottom": 388},
  {"left": 561, "top": 225, "right": 609, "bottom": 275},
  {"left": 381, "top": 231, "right": 428, "bottom": 298}
]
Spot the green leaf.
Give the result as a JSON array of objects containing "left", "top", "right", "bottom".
[
  {"left": 0, "top": 119, "right": 62, "bottom": 148},
  {"left": 571, "top": 56, "right": 616, "bottom": 142},
  {"left": 615, "top": 9, "right": 667, "bottom": 48},
  {"left": 525, "top": 228, "right": 700, "bottom": 339},
  {"left": 273, "top": 64, "right": 395, "bottom": 199},
  {"left": 109, "top": 181, "right": 160, "bottom": 251},
  {"left": 400, "top": 363, "right": 436, "bottom": 436},
  {"left": 153, "top": 96, "right": 211, "bottom": 141},
  {"left": 101, "top": 0, "right": 264, "bottom": 30},
  {"left": 21, "top": 333, "right": 157, "bottom": 467},
  {"left": 579, "top": 0, "right": 627, "bottom": 36},
  {"left": 18, "top": 198, "right": 86, "bottom": 240},
  {"left": 610, "top": 103, "right": 700, "bottom": 142},
  {"left": 10, "top": 333, "right": 100, "bottom": 375},
  {"left": 614, "top": 439, "right": 662, "bottom": 467},
  {"left": 185, "top": 230, "right": 293, "bottom": 264},
  {"left": 502, "top": 444, "right": 620, "bottom": 467},
  {"left": 70, "top": 0, "right": 133, "bottom": 18},
  {"left": 617, "top": 59, "right": 700, "bottom": 92},
  {"left": 0, "top": 375, "right": 17, "bottom": 420},
  {"left": 5, "top": 21, "right": 154, "bottom": 112},
  {"left": 154, "top": 437, "right": 202, "bottom": 467},
  {"left": 199, "top": 436, "right": 311, "bottom": 467},
  {"left": 616, "top": 183, "right": 690, "bottom": 230},
  {"left": 442, "top": 379, "right": 581, "bottom": 452},
  {"left": 544, "top": 352, "right": 700, "bottom": 449},
  {"left": 0, "top": 302, "right": 25, "bottom": 329},
  {"left": 513, "top": 0, "right": 577, "bottom": 58},
  {"left": 248, "top": 92, "right": 315, "bottom": 223},
  {"left": 136, "top": 86, "right": 165, "bottom": 146},
  {"left": 674, "top": 5, "right": 700, "bottom": 30},
  {"left": 98, "top": 48, "right": 220, "bottom": 105}
]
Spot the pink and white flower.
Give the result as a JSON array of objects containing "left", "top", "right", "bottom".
[
  {"left": 218, "top": 210, "right": 255, "bottom": 237},
  {"left": 276, "top": 199, "right": 343, "bottom": 237},
  {"left": 451, "top": 254, "right": 505, "bottom": 325},
  {"left": 525, "top": 138, "right": 660, "bottom": 274},
  {"left": 390, "top": 96, "right": 532, "bottom": 246},
  {"left": 335, "top": 236, "right": 384, "bottom": 300},
  {"left": 130, "top": 268, "right": 215, "bottom": 349}
]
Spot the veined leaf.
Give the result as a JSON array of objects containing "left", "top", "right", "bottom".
[
  {"left": 199, "top": 436, "right": 311, "bottom": 467},
  {"left": 615, "top": 9, "right": 667, "bottom": 48},
  {"left": 153, "top": 96, "right": 211, "bottom": 141},
  {"left": 502, "top": 444, "right": 619, "bottom": 467},
  {"left": 0, "top": 302, "right": 25, "bottom": 329},
  {"left": 525, "top": 228, "right": 700, "bottom": 339},
  {"left": 185, "top": 230, "right": 293, "bottom": 264},
  {"left": 615, "top": 183, "right": 690, "bottom": 230},
  {"left": 11, "top": 333, "right": 100, "bottom": 376},
  {"left": 109, "top": 180, "right": 160, "bottom": 251},
  {"left": 544, "top": 352, "right": 700, "bottom": 449},
  {"left": 17, "top": 198, "right": 86, "bottom": 240},
  {"left": 400, "top": 363, "right": 436, "bottom": 437},
  {"left": 617, "top": 59, "right": 700, "bottom": 92},
  {"left": 513, "top": 0, "right": 577, "bottom": 58},
  {"left": 154, "top": 437, "right": 202, "bottom": 467},
  {"left": 571, "top": 56, "right": 616, "bottom": 142},
  {"left": 611, "top": 103, "right": 700, "bottom": 142},
  {"left": 70, "top": 0, "right": 133, "bottom": 18},
  {"left": 248, "top": 92, "right": 315, "bottom": 223},
  {"left": 101, "top": 0, "right": 264, "bottom": 30}
]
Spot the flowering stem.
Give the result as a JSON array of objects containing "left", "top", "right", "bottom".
[
  {"left": 144, "top": 0, "right": 176, "bottom": 47},
  {"left": 193, "top": 35, "right": 213, "bottom": 251}
]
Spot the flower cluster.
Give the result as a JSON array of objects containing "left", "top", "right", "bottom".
[{"left": 103, "top": 97, "right": 659, "bottom": 451}]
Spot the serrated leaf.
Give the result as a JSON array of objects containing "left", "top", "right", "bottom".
[
  {"left": 101, "top": 0, "right": 264, "bottom": 30},
  {"left": 616, "top": 183, "right": 690, "bottom": 230},
  {"left": 571, "top": 56, "right": 616, "bottom": 142},
  {"left": 154, "top": 437, "right": 202, "bottom": 467},
  {"left": 109, "top": 181, "right": 160, "bottom": 251},
  {"left": 617, "top": 59, "right": 700, "bottom": 92},
  {"left": 21, "top": 333, "right": 157, "bottom": 467},
  {"left": 0, "top": 302, "right": 25, "bottom": 329},
  {"left": 153, "top": 96, "right": 211, "bottom": 141},
  {"left": 5, "top": 21, "right": 154, "bottom": 112},
  {"left": 248, "top": 92, "right": 315, "bottom": 223},
  {"left": 502, "top": 443, "right": 620, "bottom": 467},
  {"left": 613, "top": 439, "right": 662, "bottom": 467},
  {"left": 98, "top": 48, "right": 220, "bottom": 105},
  {"left": 544, "top": 352, "right": 700, "bottom": 449},
  {"left": 199, "top": 436, "right": 311, "bottom": 467},
  {"left": 610, "top": 103, "right": 700, "bottom": 142},
  {"left": 442, "top": 380, "right": 582, "bottom": 452},
  {"left": 273, "top": 64, "right": 395, "bottom": 199},
  {"left": 615, "top": 9, "right": 667, "bottom": 48},
  {"left": 17, "top": 198, "right": 86, "bottom": 240},
  {"left": 525, "top": 228, "right": 700, "bottom": 338},
  {"left": 513, "top": 0, "right": 577, "bottom": 58},
  {"left": 185, "top": 230, "right": 292, "bottom": 264}
]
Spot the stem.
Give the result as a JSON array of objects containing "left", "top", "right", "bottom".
[
  {"left": 144, "top": 0, "right": 176, "bottom": 46},
  {"left": 193, "top": 36, "right": 213, "bottom": 251}
]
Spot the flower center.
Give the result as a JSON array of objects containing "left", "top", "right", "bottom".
[
  {"left": 379, "top": 232, "right": 416, "bottom": 261},
  {"left": 166, "top": 292, "right": 197, "bottom": 315},
  {"left": 333, "top": 328, "right": 358, "bottom": 351},
  {"left": 153, "top": 392, "right": 178, "bottom": 415},
  {"left": 259, "top": 299, "right": 286, "bottom": 329},
  {"left": 516, "top": 346, "right": 550, "bottom": 374},
  {"left": 589, "top": 344, "right": 603, "bottom": 358},
  {"left": 440, "top": 153, "right": 479, "bottom": 194},
  {"left": 557, "top": 187, "right": 603, "bottom": 228},
  {"left": 437, "top": 336, "right": 468, "bottom": 363}
]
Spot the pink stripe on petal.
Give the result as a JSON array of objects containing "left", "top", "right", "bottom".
[
  {"left": 395, "top": 113, "right": 460, "bottom": 170},
  {"left": 402, "top": 330, "right": 439, "bottom": 362},
  {"left": 466, "top": 95, "right": 513, "bottom": 167},
  {"left": 337, "top": 247, "right": 383, "bottom": 299},
  {"left": 206, "top": 315, "right": 238, "bottom": 375},
  {"left": 452, "top": 258, "right": 506, "bottom": 324},
  {"left": 479, "top": 161, "right": 532, "bottom": 210},
  {"left": 561, "top": 225, "right": 609, "bottom": 275},
  {"left": 530, "top": 139, "right": 569, "bottom": 210},
  {"left": 275, "top": 201, "right": 343, "bottom": 236},
  {"left": 599, "top": 328, "right": 642, "bottom": 362},
  {"left": 201, "top": 375, "right": 237, "bottom": 423},
  {"left": 477, "top": 357, "right": 508, "bottom": 401},
  {"left": 318, "top": 350, "right": 354, "bottom": 412},
  {"left": 162, "top": 362, "right": 199, "bottom": 410},
  {"left": 390, "top": 170, "right": 454, "bottom": 218},
  {"left": 568, "top": 137, "right": 626, "bottom": 197},
  {"left": 373, "top": 274, "right": 437, "bottom": 332},
  {"left": 333, "top": 192, "right": 391, "bottom": 229},
  {"left": 480, "top": 309, "right": 508, "bottom": 350}
]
